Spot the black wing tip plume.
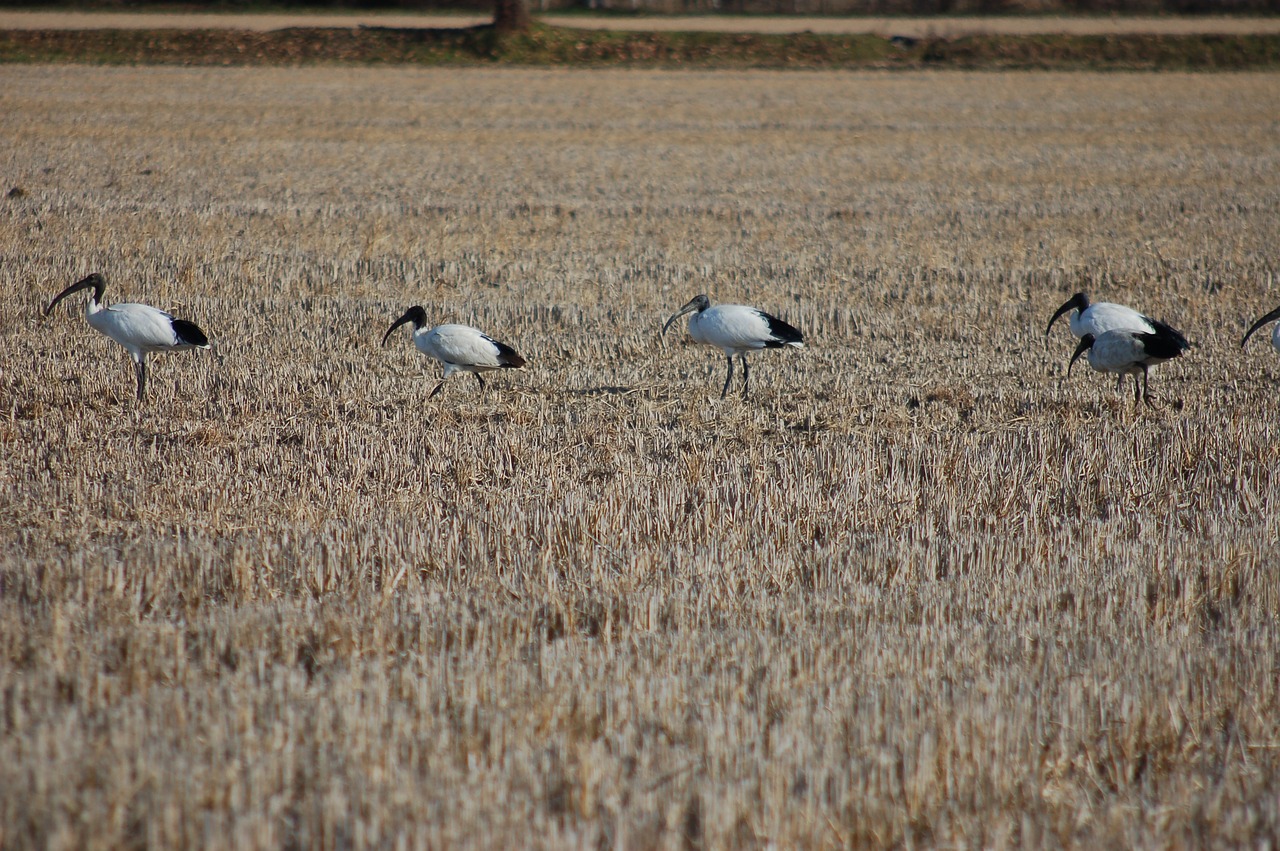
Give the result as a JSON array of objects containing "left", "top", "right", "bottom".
[
  {"left": 1045, "top": 291, "right": 1088, "bottom": 337},
  {"left": 764, "top": 312, "right": 804, "bottom": 346},
  {"left": 1148, "top": 318, "right": 1190, "bottom": 353},
  {"left": 494, "top": 339, "right": 526, "bottom": 368},
  {"left": 1140, "top": 322, "right": 1191, "bottom": 362},
  {"left": 172, "top": 319, "right": 210, "bottom": 348}
]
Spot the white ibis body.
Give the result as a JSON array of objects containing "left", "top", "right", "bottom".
[
  {"left": 1046, "top": 292, "right": 1157, "bottom": 339},
  {"left": 1068, "top": 320, "right": 1190, "bottom": 407},
  {"left": 382, "top": 306, "right": 525, "bottom": 398},
  {"left": 1241, "top": 304, "right": 1280, "bottom": 354},
  {"left": 45, "top": 273, "right": 210, "bottom": 401},
  {"left": 662, "top": 294, "right": 804, "bottom": 399}
]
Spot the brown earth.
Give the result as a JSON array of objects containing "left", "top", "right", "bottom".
[{"left": 2, "top": 10, "right": 1280, "bottom": 34}]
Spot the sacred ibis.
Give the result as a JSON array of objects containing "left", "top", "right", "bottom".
[
  {"left": 662, "top": 294, "right": 804, "bottom": 399},
  {"left": 1241, "top": 304, "right": 1280, "bottom": 354},
  {"left": 44, "top": 273, "right": 210, "bottom": 401},
  {"left": 1045, "top": 292, "right": 1156, "bottom": 340},
  {"left": 1067, "top": 321, "right": 1190, "bottom": 407},
  {"left": 381, "top": 306, "right": 525, "bottom": 398}
]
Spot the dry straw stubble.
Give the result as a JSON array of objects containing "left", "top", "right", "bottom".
[{"left": 1, "top": 66, "right": 1279, "bottom": 847}]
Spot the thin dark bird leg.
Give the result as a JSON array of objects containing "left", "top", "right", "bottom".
[
  {"left": 740, "top": 354, "right": 750, "bottom": 400},
  {"left": 721, "top": 355, "right": 734, "bottom": 399},
  {"left": 135, "top": 359, "right": 147, "bottom": 401},
  {"left": 429, "top": 380, "right": 447, "bottom": 399},
  {"left": 1141, "top": 365, "right": 1155, "bottom": 408},
  {"left": 1132, "top": 372, "right": 1142, "bottom": 406},
  {"left": 474, "top": 373, "right": 486, "bottom": 393}
]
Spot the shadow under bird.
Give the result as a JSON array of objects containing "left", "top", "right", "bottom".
[
  {"left": 381, "top": 306, "right": 525, "bottom": 398},
  {"left": 1045, "top": 291, "right": 1158, "bottom": 341},
  {"left": 1241, "top": 304, "right": 1280, "bottom": 354},
  {"left": 662, "top": 294, "right": 804, "bottom": 399},
  {"left": 45, "top": 272, "right": 210, "bottom": 401},
  {"left": 1068, "top": 320, "right": 1190, "bottom": 407}
]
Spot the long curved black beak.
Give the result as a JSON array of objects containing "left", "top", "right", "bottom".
[
  {"left": 661, "top": 310, "right": 690, "bottom": 336},
  {"left": 662, "top": 300, "right": 700, "bottom": 335},
  {"left": 45, "top": 274, "right": 102, "bottom": 317},
  {"left": 381, "top": 310, "right": 416, "bottom": 347},
  {"left": 1067, "top": 335, "right": 1094, "bottom": 375},
  {"left": 1045, "top": 294, "right": 1085, "bottom": 338},
  {"left": 1242, "top": 304, "right": 1280, "bottom": 347}
]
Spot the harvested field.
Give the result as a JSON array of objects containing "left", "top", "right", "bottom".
[{"left": 1, "top": 66, "right": 1279, "bottom": 847}]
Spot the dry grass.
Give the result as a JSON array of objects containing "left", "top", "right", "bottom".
[{"left": 1, "top": 67, "right": 1279, "bottom": 848}]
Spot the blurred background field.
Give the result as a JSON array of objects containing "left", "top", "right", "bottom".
[
  {"left": 1, "top": 66, "right": 1279, "bottom": 847},
  {"left": 3, "top": 11, "right": 1280, "bottom": 32},
  {"left": 2, "top": 0, "right": 1278, "bottom": 17}
]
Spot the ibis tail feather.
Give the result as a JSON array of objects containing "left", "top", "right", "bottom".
[
  {"left": 492, "top": 339, "right": 525, "bottom": 369},
  {"left": 172, "top": 319, "right": 210, "bottom": 349},
  {"left": 762, "top": 312, "right": 804, "bottom": 348}
]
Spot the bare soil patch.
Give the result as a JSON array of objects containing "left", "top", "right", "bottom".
[{"left": 3, "top": 11, "right": 1280, "bottom": 35}]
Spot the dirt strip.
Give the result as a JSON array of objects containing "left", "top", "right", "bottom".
[{"left": 2, "top": 10, "right": 1279, "bottom": 36}]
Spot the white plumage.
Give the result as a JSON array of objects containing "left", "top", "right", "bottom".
[
  {"left": 1241, "top": 304, "right": 1280, "bottom": 354},
  {"left": 1045, "top": 291, "right": 1156, "bottom": 339},
  {"left": 382, "top": 306, "right": 525, "bottom": 398},
  {"left": 45, "top": 273, "right": 210, "bottom": 400},
  {"left": 1068, "top": 320, "right": 1190, "bottom": 407},
  {"left": 662, "top": 294, "right": 804, "bottom": 398}
]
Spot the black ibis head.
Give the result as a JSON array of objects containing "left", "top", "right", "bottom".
[
  {"left": 662, "top": 294, "right": 711, "bottom": 335},
  {"left": 1242, "top": 304, "right": 1280, "bottom": 348},
  {"left": 46, "top": 273, "right": 106, "bottom": 316},
  {"left": 1068, "top": 333, "right": 1097, "bottom": 375},
  {"left": 1045, "top": 292, "right": 1090, "bottom": 337},
  {"left": 382, "top": 306, "right": 428, "bottom": 346}
]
